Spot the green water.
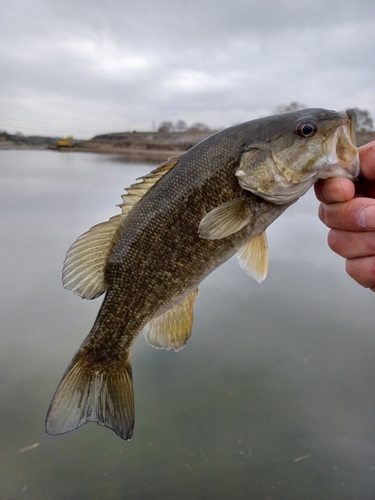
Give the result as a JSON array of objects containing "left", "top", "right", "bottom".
[{"left": 1, "top": 150, "right": 374, "bottom": 499}]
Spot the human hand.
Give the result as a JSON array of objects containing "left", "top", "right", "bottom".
[{"left": 314, "top": 141, "right": 375, "bottom": 291}]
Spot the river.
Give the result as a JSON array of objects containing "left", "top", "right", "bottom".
[{"left": 1, "top": 150, "right": 374, "bottom": 499}]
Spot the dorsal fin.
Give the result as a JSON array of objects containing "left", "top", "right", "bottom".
[
  {"left": 236, "top": 231, "right": 269, "bottom": 283},
  {"left": 143, "top": 289, "right": 199, "bottom": 351},
  {"left": 118, "top": 154, "right": 183, "bottom": 213},
  {"left": 63, "top": 154, "right": 182, "bottom": 299}
]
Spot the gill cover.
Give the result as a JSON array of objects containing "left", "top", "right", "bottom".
[{"left": 235, "top": 109, "right": 359, "bottom": 204}]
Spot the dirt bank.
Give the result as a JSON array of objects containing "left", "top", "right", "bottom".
[{"left": 1, "top": 130, "right": 374, "bottom": 161}]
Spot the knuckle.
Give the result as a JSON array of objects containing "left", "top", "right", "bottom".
[
  {"left": 346, "top": 256, "right": 375, "bottom": 288},
  {"left": 341, "top": 201, "right": 357, "bottom": 226},
  {"left": 318, "top": 203, "right": 328, "bottom": 224},
  {"left": 345, "top": 259, "right": 361, "bottom": 283},
  {"left": 368, "top": 256, "right": 375, "bottom": 278},
  {"left": 327, "top": 230, "right": 342, "bottom": 255},
  {"left": 364, "top": 232, "right": 375, "bottom": 253}
]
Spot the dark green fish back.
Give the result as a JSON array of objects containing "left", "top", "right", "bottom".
[{"left": 101, "top": 125, "right": 267, "bottom": 348}]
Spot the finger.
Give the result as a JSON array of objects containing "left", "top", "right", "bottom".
[
  {"left": 314, "top": 141, "right": 375, "bottom": 203},
  {"left": 319, "top": 197, "right": 375, "bottom": 231},
  {"left": 359, "top": 141, "right": 375, "bottom": 181},
  {"left": 314, "top": 177, "right": 355, "bottom": 204},
  {"left": 345, "top": 255, "right": 375, "bottom": 290},
  {"left": 327, "top": 229, "right": 375, "bottom": 259}
]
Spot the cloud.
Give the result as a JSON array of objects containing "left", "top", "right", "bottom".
[{"left": 1, "top": 0, "right": 374, "bottom": 137}]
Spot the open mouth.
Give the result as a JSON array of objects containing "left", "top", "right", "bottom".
[
  {"left": 343, "top": 109, "right": 358, "bottom": 145},
  {"left": 335, "top": 111, "right": 360, "bottom": 178}
]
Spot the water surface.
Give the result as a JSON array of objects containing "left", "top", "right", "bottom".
[{"left": 1, "top": 150, "right": 374, "bottom": 499}]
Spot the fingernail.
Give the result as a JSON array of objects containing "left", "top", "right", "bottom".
[{"left": 359, "top": 206, "right": 375, "bottom": 229}]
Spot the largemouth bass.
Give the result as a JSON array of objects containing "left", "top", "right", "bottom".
[{"left": 46, "top": 108, "right": 359, "bottom": 440}]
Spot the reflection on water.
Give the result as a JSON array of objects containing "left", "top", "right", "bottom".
[{"left": 0, "top": 150, "right": 374, "bottom": 499}]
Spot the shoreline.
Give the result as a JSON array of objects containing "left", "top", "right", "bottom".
[
  {"left": 1, "top": 130, "right": 374, "bottom": 161},
  {"left": 0, "top": 142, "right": 186, "bottom": 162}
]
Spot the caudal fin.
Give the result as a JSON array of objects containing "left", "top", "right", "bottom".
[{"left": 45, "top": 355, "right": 134, "bottom": 440}]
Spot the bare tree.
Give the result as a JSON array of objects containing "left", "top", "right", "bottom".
[
  {"left": 188, "top": 122, "right": 210, "bottom": 133},
  {"left": 274, "top": 102, "right": 307, "bottom": 114},
  {"left": 351, "top": 108, "right": 374, "bottom": 132},
  {"left": 157, "top": 121, "right": 173, "bottom": 133},
  {"left": 174, "top": 120, "right": 188, "bottom": 132},
  {"left": 158, "top": 120, "right": 211, "bottom": 133}
]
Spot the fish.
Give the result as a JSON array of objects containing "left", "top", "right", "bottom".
[{"left": 46, "top": 108, "right": 359, "bottom": 440}]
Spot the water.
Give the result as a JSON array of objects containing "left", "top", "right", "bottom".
[{"left": 1, "top": 150, "right": 375, "bottom": 499}]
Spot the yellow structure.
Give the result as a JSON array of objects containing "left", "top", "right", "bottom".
[{"left": 56, "top": 136, "right": 74, "bottom": 148}]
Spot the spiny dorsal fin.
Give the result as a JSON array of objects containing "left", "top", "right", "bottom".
[
  {"left": 236, "top": 231, "right": 269, "bottom": 283},
  {"left": 118, "top": 154, "right": 183, "bottom": 213},
  {"left": 143, "top": 288, "right": 199, "bottom": 351},
  {"left": 198, "top": 197, "right": 253, "bottom": 240},
  {"left": 63, "top": 154, "right": 182, "bottom": 299}
]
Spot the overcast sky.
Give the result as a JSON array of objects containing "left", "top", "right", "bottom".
[{"left": 1, "top": 0, "right": 374, "bottom": 138}]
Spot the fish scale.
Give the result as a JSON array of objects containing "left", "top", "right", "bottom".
[{"left": 46, "top": 108, "right": 359, "bottom": 440}]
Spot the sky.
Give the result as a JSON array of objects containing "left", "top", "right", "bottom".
[{"left": 1, "top": 0, "right": 374, "bottom": 139}]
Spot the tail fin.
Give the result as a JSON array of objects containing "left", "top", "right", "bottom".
[{"left": 45, "top": 355, "right": 134, "bottom": 440}]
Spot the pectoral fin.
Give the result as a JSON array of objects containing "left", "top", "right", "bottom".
[
  {"left": 143, "top": 289, "right": 199, "bottom": 351},
  {"left": 237, "top": 232, "right": 269, "bottom": 283},
  {"left": 198, "top": 197, "right": 253, "bottom": 240}
]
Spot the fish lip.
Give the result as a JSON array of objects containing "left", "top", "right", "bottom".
[
  {"left": 342, "top": 109, "right": 358, "bottom": 146},
  {"left": 334, "top": 109, "right": 360, "bottom": 179}
]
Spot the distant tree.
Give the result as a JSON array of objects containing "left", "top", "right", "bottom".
[
  {"left": 352, "top": 108, "right": 374, "bottom": 132},
  {"left": 157, "top": 121, "right": 173, "bottom": 133},
  {"left": 188, "top": 122, "right": 211, "bottom": 133},
  {"left": 158, "top": 120, "right": 211, "bottom": 133},
  {"left": 274, "top": 101, "right": 307, "bottom": 114},
  {"left": 173, "top": 120, "right": 188, "bottom": 132}
]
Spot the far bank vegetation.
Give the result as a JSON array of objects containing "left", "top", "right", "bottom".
[{"left": 1, "top": 104, "right": 373, "bottom": 156}]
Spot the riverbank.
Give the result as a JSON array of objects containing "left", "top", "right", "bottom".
[
  {"left": 68, "top": 130, "right": 214, "bottom": 159},
  {"left": 1, "top": 130, "right": 374, "bottom": 161},
  {"left": 0, "top": 130, "right": 214, "bottom": 161}
]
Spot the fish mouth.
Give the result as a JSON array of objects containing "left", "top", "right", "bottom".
[
  {"left": 319, "top": 110, "right": 359, "bottom": 182},
  {"left": 343, "top": 109, "right": 358, "bottom": 144},
  {"left": 335, "top": 110, "right": 360, "bottom": 178}
]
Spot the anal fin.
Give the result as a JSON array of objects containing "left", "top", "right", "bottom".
[
  {"left": 237, "top": 231, "right": 269, "bottom": 283},
  {"left": 144, "top": 289, "right": 199, "bottom": 351}
]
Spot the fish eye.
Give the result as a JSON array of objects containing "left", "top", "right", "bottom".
[{"left": 296, "top": 122, "right": 317, "bottom": 138}]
